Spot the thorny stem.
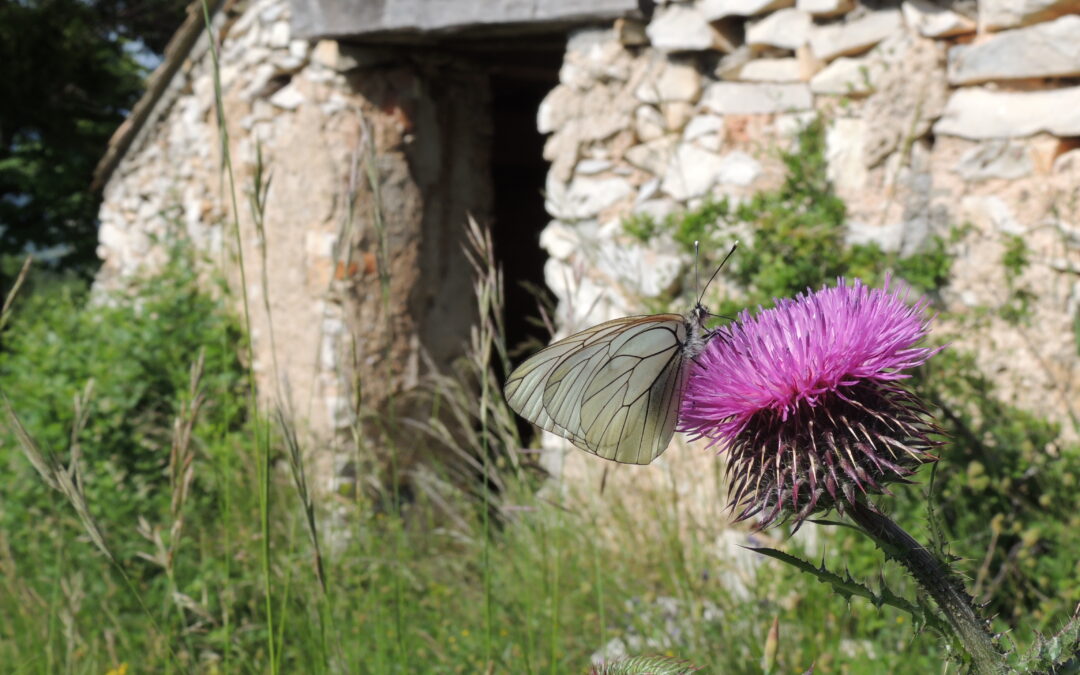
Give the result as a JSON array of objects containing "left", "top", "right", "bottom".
[{"left": 847, "top": 500, "right": 1007, "bottom": 675}]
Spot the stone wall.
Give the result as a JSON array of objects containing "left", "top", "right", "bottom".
[
  {"left": 96, "top": 0, "right": 492, "bottom": 486},
  {"left": 534, "top": 0, "right": 1080, "bottom": 496},
  {"left": 96, "top": 0, "right": 1080, "bottom": 506}
]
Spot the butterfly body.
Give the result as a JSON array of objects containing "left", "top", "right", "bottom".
[{"left": 504, "top": 303, "right": 712, "bottom": 465}]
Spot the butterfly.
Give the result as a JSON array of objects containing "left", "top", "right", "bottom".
[{"left": 504, "top": 243, "right": 736, "bottom": 465}]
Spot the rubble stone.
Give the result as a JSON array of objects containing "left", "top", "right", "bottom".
[
  {"left": 979, "top": 0, "right": 1080, "bottom": 30},
  {"left": 947, "top": 15, "right": 1080, "bottom": 84},
  {"left": 700, "top": 82, "right": 813, "bottom": 114},
  {"left": 901, "top": 0, "right": 976, "bottom": 37},
  {"left": 809, "top": 9, "right": 902, "bottom": 61},
  {"left": 647, "top": 4, "right": 739, "bottom": 52},
  {"left": 934, "top": 86, "right": 1080, "bottom": 139}
]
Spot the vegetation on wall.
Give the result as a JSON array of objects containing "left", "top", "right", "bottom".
[{"left": 623, "top": 117, "right": 1080, "bottom": 641}]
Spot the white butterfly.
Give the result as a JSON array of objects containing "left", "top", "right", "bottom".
[{"left": 504, "top": 244, "right": 736, "bottom": 465}]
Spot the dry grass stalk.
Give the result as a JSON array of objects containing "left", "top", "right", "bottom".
[
  {"left": 2, "top": 382, "right": 115, "bottom": 564},
  {"left": 0, "top": 255, "right": 32, "bottom": 333},
  {"left": 274, "top": 403, "right": 327, "bottom": 593}
]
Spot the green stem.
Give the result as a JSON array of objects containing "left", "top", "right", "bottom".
[{"left": 847, "top": 500, "right": 1007, "bottom": 675}]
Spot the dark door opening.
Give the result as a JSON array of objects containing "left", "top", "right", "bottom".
[{"left": 486, "top": 47, "right": 562, "bottom": 362}]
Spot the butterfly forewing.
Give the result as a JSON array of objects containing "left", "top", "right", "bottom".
[
  {"left": 582, "top": 335, "right": 686, "bottom": 463},
  {"left": 505, "top": 314, "right": 689, "bottom": 465}
]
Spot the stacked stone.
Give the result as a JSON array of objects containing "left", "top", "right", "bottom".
[
  {"left": 96, "top": 0, "right": 383, "bottom": 475},
  {"left": 538, "top": 0, "right": 1080, "bottom": 440}
]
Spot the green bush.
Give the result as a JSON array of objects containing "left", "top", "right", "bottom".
[
  {"left": 0, "top": 245, "right": 247, "bottom": 572},
  {"left": 913, "top": 350, "right": 1080, "bottom": 634}
]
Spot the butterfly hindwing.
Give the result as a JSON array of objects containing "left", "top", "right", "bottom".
[{"left": 505, "top": 314, "right": 689, "bottom": 465}]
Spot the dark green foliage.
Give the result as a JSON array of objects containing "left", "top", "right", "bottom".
[
  {"left": 0, "top": 0, "right": 188, "bottom": 281},
  {"left": 624, "top": 118, "right": 953, "bottom": 319},
  {"left": 913, "top": 349, "right": 1080, "bottom": 635},
  {"left": 894, "top": 234, "right": 953, "bottom": 295},
  {"left": 0, "top": 245, "right": 247, "bottom": 563},
  {"left": 1002, "top": 235, "right": 1030, "bottom": 282},
  {"left": 623, "top": 212, "right": 661, "bottom": 244},
  {"left": 1000, "top": 235, "right": 1034, "bottom": 324},
  {"left": 1016, "top": 613, "right": 1080, "bottom": 674}
]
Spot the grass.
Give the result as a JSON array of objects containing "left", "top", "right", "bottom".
[
  {"left": 0, "top": 26, "right": 1076, "bottom": 674},
  {"left": 0, "top": 230, "right": 959, "bottom": 673}
]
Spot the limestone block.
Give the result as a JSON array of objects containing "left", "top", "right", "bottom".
[
  {"left": 634, "top": 59, "right": 703, "bottom": 103},
  {"left": 537, "top": 84, "right": 574, "bottom": 134},
  {"left": 594, "top": 236, "right": 684, "bottom": 298},
  {"left": 647, "top": 4, "right": 739, "bottom": 52},
  {"left": 660, "top": 144, "right": 761, "bottom": 200},
  {"left": 809, "top": 9, "right": 902, "bottom": 61},
  {"left": 901, "top": 0, "right": 976, "bottom": 38},
  {"left": 614, "top": 17, "right": 649, "bottom": 46},
  {"left": 714, "top": 151, "right": 762, "bottom": 186},
  {"left": 809, "top": 56, "right": 882, "bottom": 95},
  {"left": 700, "top": 82, "right": 813, "bottom": 114},
  {"left": 747, "top": 9, "right": 812, "bottom": 50},
  {"left": 269, "top": 83, "right": 305, "bottom": 109},
  {"left": 576, "top": 158, "right": 613, "bottom": 175},
  {"left": 269, "top": 20, "right": 291, "bottom": 48},
  {"left": 625, "top": 136, "right": 679, "bottom": 175},
  {"left": 960, "top": 195, "right": 1025, "bottom": 235},
  {"left": 682, "top": 114, "right": 725, "bottom": 142},
  {"left": 797, "top": 0, "right": 854, "bottom": 17},
  {"left": 933, "top": 86, "right": 1080, "bottom": 139},
  {"left": 952, "top": 141, "right": 1034, "bottom": 182},
  {"left": 633, "top": 198, "right": 679, "bottom": 222},
  {"left": 860, "top": 31, "right": 947, "bottom": 166},
  {"left": 635, "top": 105, "right": 667, "bottom": 142},
  {"left": 736, "top": 58, "right": 805, "bottom": 82},
  {"left": 979, "top": 0, "right": 1080, "bottom": 30},
  {"left": 948, "top": 15, "right": 1080, "bottom": 85},
  {"left": 660, "top": 144, "right": 723, "bottom": 200},
  {"left": 701, "top": 0, "right": 794, "bottom": 19},
  {"left": 560, "top": 28, "right": 631, "bottom": 88},
  {"left": 845, "top": 221, "right": 904, "bottom": 252},
  {"left": 662, "top": 101, "right": 695, "bottom": 131},
  {"left": 825, "top": 117, "right": 868, "bottom": 196},
  {"left": 546, "top": 174, "right": 634, "bottom": 220},
  {"left": 1053, "top": 147, "right": 1080, "bottom": 173},
  {"left": 539, "top": 220, "right": 580, "bottom": 260}
]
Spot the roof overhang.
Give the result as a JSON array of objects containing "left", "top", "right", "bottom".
[{"left": 290, "top": 0, "right": 639, "bottom": 41}]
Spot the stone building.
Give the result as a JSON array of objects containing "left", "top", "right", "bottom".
[{"left": 95, "top": 0, "right": 1080, "bottom": 498}]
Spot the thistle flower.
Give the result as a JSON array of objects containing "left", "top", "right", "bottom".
[{"left": 680, "top": 278, "right": 942, "bottom": 529}]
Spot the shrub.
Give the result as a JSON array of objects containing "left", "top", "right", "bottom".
[{"left": 0, "top": 245, "right": 247, "bottom": 567}]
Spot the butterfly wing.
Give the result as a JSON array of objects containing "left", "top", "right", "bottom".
[{"left": 504, "top": 315, "right": 688, "bottom": 465}]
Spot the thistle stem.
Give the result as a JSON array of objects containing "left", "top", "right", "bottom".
[{"left": 847, "top": 500, "right": 1007, "bottom": 675}]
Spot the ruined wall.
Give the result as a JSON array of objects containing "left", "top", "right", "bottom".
[
  {"left": 535, "top": 0, "right": 1080, "bottom": 497},
  {"left": 96, "top": 0, "right": 491, "bottom": 485},
  {"left": 96, "top": 0, "right": 1079, "bottom": 507}
]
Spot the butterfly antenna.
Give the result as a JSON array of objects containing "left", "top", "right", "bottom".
[
  {"left": 696, "top": 240, "right": 739, "bottom": 306},
  {"left": 694, "top": 240, "right": 701, "bottom": 300}
]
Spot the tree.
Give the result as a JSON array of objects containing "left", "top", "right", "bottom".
[{"left": 0, "top": 0, "right": 188, "bottom": 282}]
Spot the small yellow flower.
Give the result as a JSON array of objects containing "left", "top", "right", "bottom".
[{"left": 105, "top": 664, "right": 129, "bottom": 675}]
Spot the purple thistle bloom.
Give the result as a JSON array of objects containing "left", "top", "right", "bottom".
[{"left": 679, "top": 278, "right": 943, "bottom": 529}]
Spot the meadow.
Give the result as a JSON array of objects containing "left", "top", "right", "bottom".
[{"left": 0, "top": 108, "right": 1077, "bottom": 674}]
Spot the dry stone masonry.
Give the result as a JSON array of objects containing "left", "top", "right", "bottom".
[
  {"left": 96, "top": 0, "right": 492, "bottom": 491},
  {"left": 95, "top": 0, "right": 1080, "bottom": 499},
  {"left": 533, "top": 0, "right": 1080, "bottom": 484}
]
